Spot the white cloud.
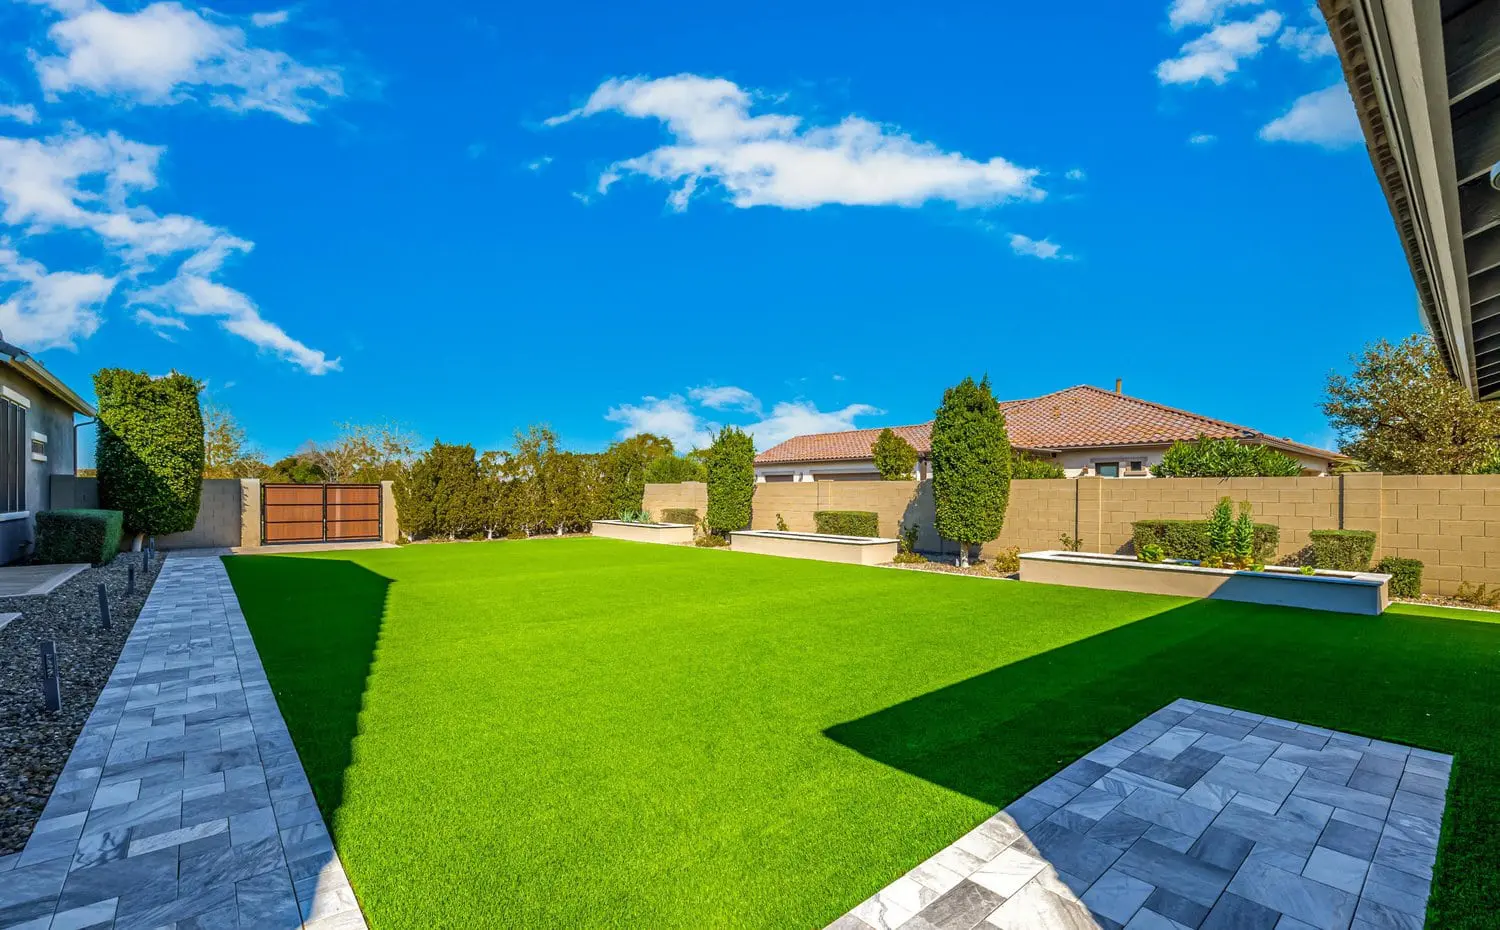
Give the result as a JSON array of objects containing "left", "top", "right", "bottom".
[
  {"left": 1009, "top": 233, "right": 1062, "bottom": 260},
  {"left": 1064, "top": 168, "right": 1085, "bottom": 181},
  {"left": 0, "top": 104, "right": 39, "bottom": 124},
  {"left": 466, "top": 142, "right": 487, "bottom": 159},
  {"left": 28, "top": 0, "right": 342, "bottom": 123},
  {"left": 1277, "top": 24, "right": 1335, "bottom": 61},
  {"left": 1259, "top": 83, "right": 1361, "bottom": 148},
  {"left": 0, "top": 127, "right": 336, "bottom": 370},
  {"left": 606, "top": 394, "right": 718, "bottom": 451},
  {"left": 743, "top": 401, "right": 882, "bottom": 449},
  {"left": 525, "top": 155, "right": 553, "bottom": 172},
  {"left": 547, "top": 74, "right": 1044, "bottom": 211},
  {"left": 607, "top": 388, "right": 883, "bottom": 452},
  {"left": 1157, "top": 11, "right": 1283, "bottom": 85},
  {"left": 1167, "top": 0, "right": 1264, "bottom": 30},
  {"left": 689, "top": 384, "right": 761, "bottom": 414},
  {"left": 250, "top": 9, "right": 289, "bottom": 27},
  {"left": 0, "top": 245, "right": 115, "bottom": 350},
  {"left": 1188, "top": 132, "right": 1218, "bottom": 145},
  {"left": 133, "top": 306, "right": 187, "bottom": 329}
]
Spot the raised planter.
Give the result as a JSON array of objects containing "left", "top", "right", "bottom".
[
  {"left": 729, "top": 530, "right": 898, "bottom": 565},
  {"left": 1018, "top": 550, "right": 1391, "bottom": 615},
  {"left": 590, "top": 520, "right": 695, "bottom": 546}
]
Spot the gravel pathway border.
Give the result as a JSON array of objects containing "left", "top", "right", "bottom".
[{"left": 0, "top": 551, "right": 163, "bottom": 854}]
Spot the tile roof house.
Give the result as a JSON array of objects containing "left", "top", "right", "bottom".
[{"left": 754, "top": 384, "right": 1346, "bottom": 481}]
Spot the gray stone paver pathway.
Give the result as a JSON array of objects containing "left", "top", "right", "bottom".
[
  {"left": 0, "top": 556, "right": 367, "bottom": 930},
  {"left": 828, "top": 699, "right": 1452, "bottom": 930}
]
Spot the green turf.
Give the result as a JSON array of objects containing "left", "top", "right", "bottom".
[{"left": 223, "top": 538, "right": 1500, "bottom": 928}]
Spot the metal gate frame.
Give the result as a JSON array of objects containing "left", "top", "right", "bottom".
[{"left": 261, "top": 483, "right": 383, "bottom": 545}]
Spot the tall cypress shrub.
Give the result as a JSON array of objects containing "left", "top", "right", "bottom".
[
  {"left": 94, "top": 369, "right": 205, "bottom": 536},
  {"left": 705, "top": 426, "right": 754, "bottom": 535},
  {"left": 397, "top": 441, "right": 482, "bottom": 539},
  {"left": 930, "top": 376, "right": 1011, "bottom": 567}
]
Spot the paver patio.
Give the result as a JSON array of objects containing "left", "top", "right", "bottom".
[
  {"left": 0, "top": 556, "right": 366, "bottom": 930},
  {"left": 829, "top": 699, "right": 1451, "bottom": 930}
]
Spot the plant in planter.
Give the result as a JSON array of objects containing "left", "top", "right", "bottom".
[
  {"left": 1137, "top": 543, "right": 1165, "bottom": 563},
  {"left": 776, "top": 513, "right": 789, "bottom": 532},
  {"left": 618, "top": 508, "right": 653, "bottom": 524},
  {"left": 893, "top": 522, "right": 926, "bottom": 563}
]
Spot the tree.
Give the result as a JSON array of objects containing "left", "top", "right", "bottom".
[
  {"left": 1011, "top": 450, "right": 1065, "bottom": 479},
  {"left": 1322, "top": 335, "right": 1500, "bottom": 474},
  {"left": 930, "top": 376, "right": 1011, "bottom": 567},
  {"left": 94, "top": 369, "right": 205, "bottom": 538},
  {"left": 396, "top": 440, "right": 482, "bottom": 539},
  {"left": 308, "top": 421, "right": 419, "bottom": 483},
  {"left": 644, "top": 453, "right": 707, "bottom": 483},
  {"left": 262, "top": 455, "right": 328, "bottom": 484},
  {"left": 602, "top": 433, "right": 674, "bottom": 515},
  {"left": 872, "top": 428, "right": 919, "bottom": 480},
  {"left": 509, "top": 425, "right": 557, "bottom": 536},
  {"left": 202, "top": 399, "right": 265, "bottom": 478},
  {"left": 1150, "top": 437, "right": 1301, "bottom": 478},
  {"left": 704, "top": 426, "right": 755, "bottom": 535}
]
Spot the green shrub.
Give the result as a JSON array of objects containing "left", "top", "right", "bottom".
[
  {"left": 898, "top": 522, "right": 920, "bottom": 554},
  {"left": 1132, "top": 519, "right": 1279, "bottom": 563},
  {"left": 1455, "top": 581, "right": 1500, "bottom": 607},
  {"left": 931, "top": 376, "right": 1011, "bottom": 567},
  {"left": 662, "top": 508, "right": 698, "bottom": 526},
  {"left": 776, "top": 513, "right": 789, "bottom": 532},
  {"left": 893, "top": 551, "right": 927, "bottom": 564},
  {"left": 1308, "top": 529, "right": 1377, "bottom": 571},
  {"left": 872, "top": 428, "right": 919, "bottom": 480},
  {"left": 814, "top": 510, "right": 879, "bottom": 537},
  {"left": 643, "top": 452, "right": 706, "bottom": 484},
  {"left": 618, "top": 509, "right": 652, "bottom": 524},
  {"left": 1150, "top": 436, "right": 1301, "bottom": 477},
  {"left": 704, "top": 427, "right": 755, "bottom": 535},
  {"left": 1012, "top": 451, "right": 1065, "bottom": 479},
  {"left": 35, "top": 509, "right": 124, "bottom": 565},
  {"left": 1138, "top": 543, "right": 1165, "bottom": 563},
  {"left": 1376, "top": 556, "right": 1423, "bottom": 597},
  {"left": 94, "top": 369, "right": 205, "bottom": 535},
  {"left": 694, "top": 532, "right": 729, "bottom": 548},
  {"left": 1299, "top": 565, "right": 1317, "bottom": 575},
  {"left": 990, "top": 546, "right": 1020, "bottom": 574}
]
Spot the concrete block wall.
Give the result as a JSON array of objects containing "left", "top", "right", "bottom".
[{"left": 644, "top": 472, "right": 1500, "bottom": 595}]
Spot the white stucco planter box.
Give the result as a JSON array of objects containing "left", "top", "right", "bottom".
[
  {"left": 590, "top": 520, "right": 695, "bottom": 545},
  {"left": 729, "top": 530, "right": 898, "bottom": 565},
  {"left": 1018, "top": 550, "right": 1391, "bottom": 616}
]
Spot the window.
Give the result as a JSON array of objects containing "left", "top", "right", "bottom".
[
  {"left": 31, "top": 432, "right": 47, "bottom": 462},
  {"left": 1096, "top": 461, "right": 1120, "bottom": 478},
  {"left": 0, "top": 398, "right": 23, "bottom": 512}
]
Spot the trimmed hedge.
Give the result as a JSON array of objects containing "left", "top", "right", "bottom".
[
  {"left": 1309, "top": 529, "right": 1377, "bottom": 571},
  {"left": 662, "top": 508, "right": 698, "bottom": 526},
  {"left": 95, "top": 369, "right": 205, "bottom": 535},
  {"left": 1376, "top": 556, "right": 1423, "bottom": 598},
  {"left": 1132, "top": 519, "right": 1279, "bottom": 563},
  {"left": 814, "top": 510, "right": 879, "bottom": 537},
  {"left": 705, "top": 427, "right": 755, "bottom": 534},
  {"left": 35, "top": 509, "right": 124, "bottom": 565}
]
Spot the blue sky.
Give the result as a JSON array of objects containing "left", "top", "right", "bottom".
[{"left": 0, "top": 0, "right": 1418, "bottom": 464}]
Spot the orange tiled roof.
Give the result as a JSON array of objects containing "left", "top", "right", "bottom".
[{"left": 754, "top": 385, "right": 1344, "bottom": 464}]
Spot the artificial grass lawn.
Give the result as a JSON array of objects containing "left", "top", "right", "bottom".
[{"left": 224, "top": 538, "right": 1500, "bottom": 929}]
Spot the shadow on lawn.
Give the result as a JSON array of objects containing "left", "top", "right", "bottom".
[
  {"left": 225, "top": 554, "right": 392, "bottom": 836},
  {"left": 823, "top": 596, "right": 1500, "bottom": 925}
]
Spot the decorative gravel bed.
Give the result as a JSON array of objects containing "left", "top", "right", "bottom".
[{"left": 0, "top": 551, "right": 163, "bottom": 854}]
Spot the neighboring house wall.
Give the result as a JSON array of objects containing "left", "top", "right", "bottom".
[
  {"left": 756, "top": 446, "right": 1335, "bottom": 481},
  {"left": 49, "top": 477, "right": 400, "bottom": 550},
  {"left": 643, "top": 472, "right": 1499, "bottom": 596},
  {"left": 0, "top": 370, "right": 80, "bottom": 564}
]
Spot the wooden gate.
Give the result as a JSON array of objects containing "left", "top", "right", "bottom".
[{"left": 262, "top": 484, "right": 382, "bottom": 544}]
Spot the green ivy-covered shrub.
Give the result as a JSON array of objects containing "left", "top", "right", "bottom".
[
  {"left": 1132, "top": 519, "right": 1279, "bottom": 563},
  {"left": 704, "top": 427, "right": 755, "bottom": 535},
  {"left": 814, "top": 510, "right": 879, "bottom": 537},
  {"left": 94, "top": 370, "right": 205, "bottom": 535},
  {"left": 662, "top": 508, "right": 698, "bottom": 526},
  {"left": 1308, "top": 529, "right": 1377, "bottom": 571},
  {"left": 35, "top": 509, "right": 124, "bottom": 564},
  {"left": 1375, "top": 556, "right": 1423, "bottom": 597}
]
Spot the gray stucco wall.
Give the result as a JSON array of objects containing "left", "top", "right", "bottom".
[{"left": 0, "top": 368, "right": 81, "bottom": 564}]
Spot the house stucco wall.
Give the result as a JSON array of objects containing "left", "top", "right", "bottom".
[{"left": 0, "top": 369, "right": 80, "bottom": 564}]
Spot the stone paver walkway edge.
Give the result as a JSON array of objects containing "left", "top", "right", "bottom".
[{"left": 0, "top": 555, "right": 368, "bottom": 930}]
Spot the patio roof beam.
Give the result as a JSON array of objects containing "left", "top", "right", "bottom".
[
  {"left": 1466, "top": 226, "right": 1500, "bottom": 276},
  {"left": 1446, "top": 0, "right": 1500, "bottom": 104}
]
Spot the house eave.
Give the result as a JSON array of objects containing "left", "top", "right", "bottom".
[{"left": 2, "top": 358, "right": 95, "bottom": 417}]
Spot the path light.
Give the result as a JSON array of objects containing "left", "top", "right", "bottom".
[
  {"left": 127, "top": 565, "right": 135, "bottom": 596},
  {"left": 97, "top": 583, "right": 111, "bottom": 630},
  {"left": 39, "top": 640, "right": 60, "bottom": 712}
]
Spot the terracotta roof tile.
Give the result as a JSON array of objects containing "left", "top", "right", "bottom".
[{"left": 753, "top": 385, "right": 1343, "bottom": 464}]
